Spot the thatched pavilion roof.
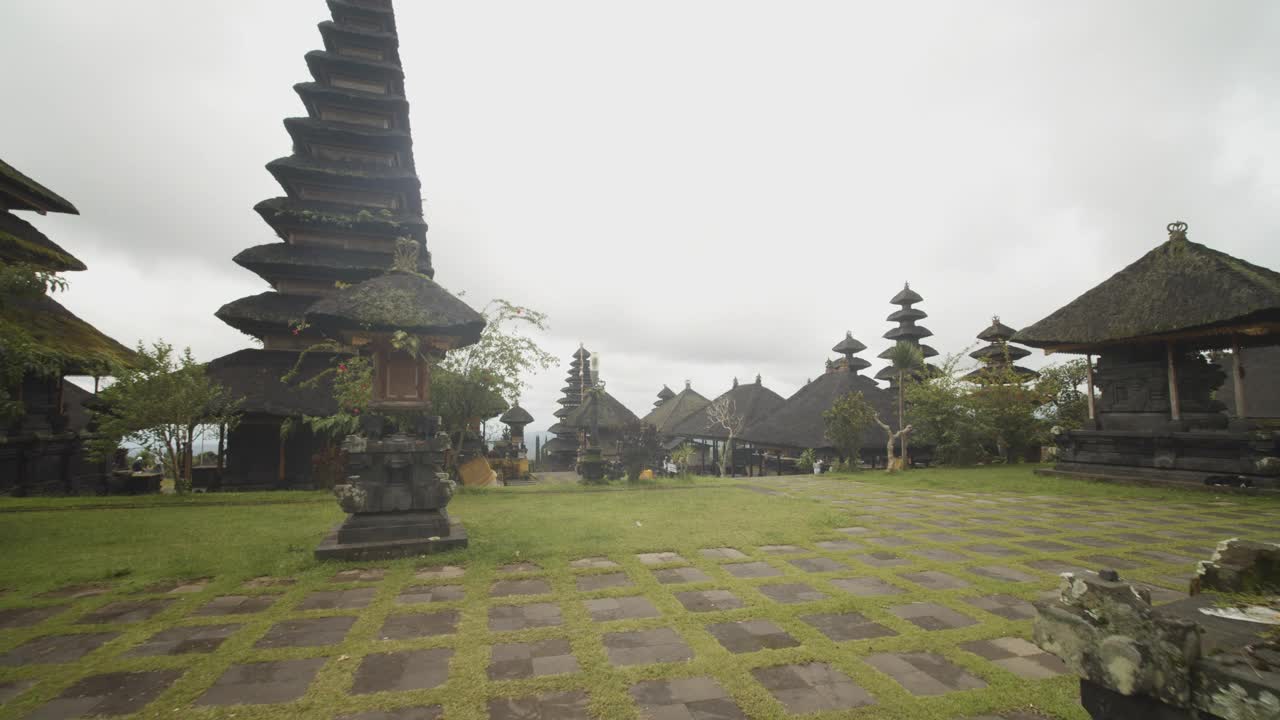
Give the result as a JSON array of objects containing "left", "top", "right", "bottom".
[
  {"left": 206, "top": 348, "right": 339, "bottom": 417},
  {"left": 307, "top": 270, "right": 484, "bottom": 344},
  {"left": 1014, "top": 223, "right": 1280, "bottom": 352},
  {"left": 642, "top": 382, "right": 710, "bottom": 435},
  {"left": 500, "top": 405, "right": 534, "bottom": 426},
  {"left": 564, "top": 390, "right": 639, "bottom": 431},
  {"left": 0, "top": 294, "right": 137, "bottom": 377},
  {"left": 669, "top": 376, "right": 785, "bottom": 441},
  {"left": 0, "top": 211, "right": 86, "bottom": 272},
  {"left": 0, "top": 158, "right": 79, "bottom": 215},
  {"left": 741, "top": 369, "right": 893, "bottom": 452}
]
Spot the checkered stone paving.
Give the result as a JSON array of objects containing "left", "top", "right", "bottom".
[{"left": 630, "top": 677, "right": 747, "bottom": 719}]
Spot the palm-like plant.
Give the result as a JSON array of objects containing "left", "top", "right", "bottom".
[{"left": 886, "top": 341, "right": 925, "bottom": 467}]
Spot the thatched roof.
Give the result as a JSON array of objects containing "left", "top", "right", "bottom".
[
  {"left": 890, "top": 283, "right": 923, "bottom": 306},
  {"left": 642, "top": 383, "right": 710, "bottom": 435},
  {"left": 217, "top": 292, "right": 316, "bottom": 336},
  {"left": 564, "top": 390, "right": 639, "bottom": 431},
  {"left": 970, "top": 343, "right": 1032, "bottom": 362},
  {"left": 1016, "top": 224, "right": 1280, "bottom": 352},
  {"left": 0, "top": 158, "right": 78, "bottom": 215},
  {"left": 254, "top": 198, "right": 426, "bottom": 243},
  {"left": 306, "top": 270, "right": 484, "bottom": 344},
  {"left": 546, "top": 422, "right": 573, "bottom": 435},
  {"left": 0, "top": 294, "right": 136, "bottom": 376},
  {"left": 669, "top": 377, "right": 785, "bottom": 441},
  {"left": 0, "top": 211, "right": 85, "bottom": 272},
  {"left": 206, "top": 348, "right": 340, "bottom": 417},
  {"left": 500, "top": 405, "right": 534, "bottom": 425},
  {"left": 741, "top": 369, "right": 894, "bottom": 452},
  {"left": 543, "top": 436, "right": 579, "bottom": 454},
  {"left": 832, "top": 332, "right": 867, "bottom": 355},
  {"left": 977, "top": 317, "right": 1019, "bottom": 342},
  {"left": 233, "top": 243, "right": 429, "bottom": 282},
  {"left": 655, "top": 385, "right": 676, "bottom": 406}
]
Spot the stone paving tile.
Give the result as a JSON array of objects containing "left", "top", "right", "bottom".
[
  {"left": 415, "top": 565, "right": 466, "bottom": 580},
  {"left": 707, "top": 619, "right": 800, "bottom": 653},
  {"left": 802, "top": 612, "right": 898, "bottom": 641},
  {"left": 889, "top": 603, "right": 978, "bottom": 631},
  {"left": 830, "top": 576, "right": 905, "bottom": 596},
  {"left": 918, "top": 532, "right": 970, "bottom": 544},
  {"left": 604, "top": 628, "right": 693, "bottom": 666},
  {"left": 585, "top": 596, "right": 661, "bottom": 622},
  {"left": 1081, "top": 554, "right": 1144, "bottom": 570},
  {"left": 497, "top": 562, "right": 541, "bottom": 574},
  {"left": 654, "top": 567, "right": 712, "bottom": 584},
  {"left": 1018, "top": 540, "right": 1075, "bottom": 552},
  {"left": 569, "top": 557, "right": 619, "bottom": 570},
  {"left": 966, "top": 544, "right": 1023, "bottom": 558},
  {"left": 636, "top": 552, "right": 686, "bottom": 566},
  {"left": 379, "top": 610, "right": 459, "bottom": 640},
  {"left": 78, "top": 599, "right": 174, "bottom": 625},
  {"left": 352, "top": 648, "right": 453, "bottom": 694},
  {"left": 490, "top": 578, "right": 552, "bottom": 597},
  {"left": 337, "top": 708, "right": 442, "bottom": 720},
  {"left": 759, "top": 583, "right": 827, "bottom": 604},
  {"left": 1135, "top": 550, "right": 1198, "bottom": 565},
  {"left": 576, "top": 572, "right": 634, "bottom": 592},
  {"left": 961, "top": 637, "right": 1068, "bottom": 679},
  {"left": 489, "top": 638, "right": 578, "bottom": 680},
  {"left": 852, "top": 551, "right": 910, "bottom": 568},
  {"left": 26, "top": 670, "right": 182, "bottom": 720},
  {"left": 37, "top": 584, "right": 112, "bottom": 600},
  {"left": 966, "top": 528, "right": 1019, "bottom": 539},
  {"left": 789, "top": 557, "right": 848, "bottom": 573},
  {"left": 815, "top": 539, "right": 863, "bottom": 551},
  {"left": 256, "top": 615, "right": 356, "bottom": 648},
  {"left": 127, "top": 623, "right": 242, "bottom": 656},
  {"left": 330, "top": 568, "right": 387, "bottom": 583},
  {"left": 0, "top": 633, "right": 119, "bottom": 666},
  {"left": 752, "top": 662, "right": 876, "bottom": 713},
  {"left": 488, "top": 691, "right": 591, "bottom": 720},
  {"left": 297, "top": 587, "right": 377, "bottom": 611},
  {"left": 700, "top": 547, "right": 749, "bottom": 560},
  {"left": 398, "top": 584, "right": 466, "bottom": 604},
  {"left": 0, "top": 679, "right": 36, "bottom": 705},
  {"left": 139, "top": 577, "right": 210, "bottom": 594},
  {"left": 196, "top": 658, "right": 325, "bottom": 706},
  {"left": 1066, "top": 536, "right": 1114, "bottom": 548},
  {"left": 912, "top": 548, "right": 970, "bottom": 563},
  {"left": 1108, "top": 533, "right": 1164, "bottom": 544},
  {"left": 489, "top": 603, "right": 562, "bottom": 631},
  {"left": 835, "top": 526, "right": 873, "bottom": 535},
  {"left": 1023, "top": 559, "right": 1091, "bottom": 575},
  {"left": 0, "top": 605, "right": 67, "bottom": 628},
  {"left": 724, "top": 561, "right": 782, "bottom": 579},
  {"left": 676, "top": 589, "right": 745, "bottom": 612},
  {"left": 965, "top": 595, "right": 1037, "bottom": 621},
  {"left": 866, "top": 652, "right": 988, "bottom": 695},
  {"left": 899, "top": 570, "right": 971, "bottom": 590},
  {"left": 631, "top": 676, "right": 747, "bottom": 719},
  {"left": 864, "top": 536, "right": 914, "bottom": 548},
  {"left": 758, "top": 544, "right": 805, "bottom": 554},
  {"left": 242, "top": 576, "right": 297, "bottom": 590},
  {"left": 193, "top": 595, "right": 277, "bottom": 616}
]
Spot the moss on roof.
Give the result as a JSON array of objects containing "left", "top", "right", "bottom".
[
  {"left": 0, "top": 294, "right": 136, "bottom": 376},
  {"left": 0, "top": 211, "right": 86, "bottom": 271},
  {"left": 0, "top": 158, "right": 78, "bottom": 215},
  {"left": 641, "top": 385, "right": 710, "bottom": 435},
  {"left": 1014, "top": 232, "right": 1280, "bottom": 350},
  {"left": 306, "top": 270, "right": 484, "bottom": 341}
]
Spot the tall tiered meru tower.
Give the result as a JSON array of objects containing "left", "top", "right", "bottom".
[{"left": 209, "top": 0, "right": 434, "bottom": 489}]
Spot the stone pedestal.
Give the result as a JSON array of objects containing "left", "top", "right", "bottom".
[{"left": 314, "top": 425, "right": 468, "bottom": 561}]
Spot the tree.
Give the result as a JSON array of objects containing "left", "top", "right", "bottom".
[
  {"left": 618, "top": 421, "right": 660, "bottom": 483},
  {"left": 90, "top": 342, "right": 240, "bottom": 493},
  {"left": 0, "top": 265, "right": 75, "bottom": 424},
  {"left": 968, "top": 356, "right": 1051, "bottom": 461},
  {"left": 1034, "top": 358, "right": 1092, "bottom": 430},
  {"left": 885, "top": 341, "right": 925, "bottom": 469},
  {"left": 669, "top": 443, "right": 695, "bottom": 478},
  {"left": 823, "top": 391, "right": 876, "bottom": 467},
  {"left": 705, "top": 396, "right": 745, "bottom": 477},
  {"left": 904, "top": 354, "right": 988, "bottom": 465}
]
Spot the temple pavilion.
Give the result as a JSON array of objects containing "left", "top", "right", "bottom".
[
  {"left": 652, "top": 385, "right": 676, "bottom": 409},
  {"left": 669, "top": 376, "right": 784, "bottom": 474},
  {"left": 1015, "top": 222, "right": 1280, "bottom": 486},
  {"left": 964, "top": 317, "right": 1038, "bottom": 383},
  {"left": 642, "top": 381, "right": 710, "bottom": 438},
  {"left": 874, "top": 283, "right": 938, "bottom": 385},
  {"left": 208, "top": 0, "right": 446, "bottom": 489},
  {"left": 0, "top": 158, "right": 136, "bottom": 494}
]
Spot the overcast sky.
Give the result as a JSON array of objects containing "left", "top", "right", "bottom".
[{"left": 5, "top": 0, "right": 1279, "bottom": 432}]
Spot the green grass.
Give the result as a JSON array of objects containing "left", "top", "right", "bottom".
[{"left": 0, "top": 467, "right": 1276, "bottom": 720}]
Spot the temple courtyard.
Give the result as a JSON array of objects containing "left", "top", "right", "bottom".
[{"left": 1, "top": 468, "right": 1277, "bottom": 720}]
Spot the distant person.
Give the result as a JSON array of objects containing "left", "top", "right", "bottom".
[
  {"left": 131, "top": 457, "right": 143, "bottom": 473},
  {"left": 813, "top": 458, "right": 824, "bottom": 475}
]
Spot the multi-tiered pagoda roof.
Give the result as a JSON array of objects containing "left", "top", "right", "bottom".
[
  {"left": 964, "top": 317, "right": 1037, "bottom": 382},
  {"left": 545, "top": 346, "right": 593, "bottom": 466},
  {"left": 875, "top": 283, "right": 938, "bottom": 384}
]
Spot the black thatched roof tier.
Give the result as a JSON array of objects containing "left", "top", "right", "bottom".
[
  {"left": 887, "top": 307, "right": 928, "bottom": 323},
  {"left": 969, "top": 343, "right": 1032, "bottom": 362},
  {"left": 233, "top": 243, "right": 428, "bottom": 284},
  {"left": 266, "top": 156, "right": 421, "bottom": 205},
  {"left": 500, "top": 405, "right": 534, "bottom": 425},
  {"left": 655, "top": 385, "right": 676, "bottom": 406},
  {"left": 542, "top": 436, "right": 578, "bottom": 454},
  {"left": 0, "top": 294, "right": 136, "bottom": 376},
  {"left": 305, "top": 51, "right": 404, "bottom": 89},
  {"left": 216, "top": 292, "right": 316, "bottom": 338},
  {"left": 206, "top": 348, "right": 340, "bottom": 417},
  {"left": 963, "top": 365, "right": 1040, "bottom": 382},
  {"left": 977, "top": 317, "right": 1019, "bottom": 342},
  {"left": 564, "top": 391, "right": 639, "bottom": 431},
  {"left": 834, "top": 356, "right": 872, "bottom": 372},
  {"left": 293, "top": 82, "right": 409, "bottom": 127},
  {"left": 832, "top": 332, "right": 867, "bottom": 355},
  {"left": 553, "top": 406, "right": 572, "bottom": 418},
  {"left": 0, "top": 158, "right": 78, "bottom": 215},
  {"left": 876, "top": 343, "right": 939, "bottom": 360},
  {"left": 254, "top": 198, "right": 426, "bottom": 242},
  {"left": 890, "top": 284, "right": 924, "bottom": 306},
  {"left": 328, "top": 0, "right": 397, "bottom": 34},
  {"left": 0, "top": 211, "right": 86, "bottom": 271},
  {"left": 1014, "top": 225, "right": 1280, "bottom": 352},
  {"left": 741, "top": 370, "right": 893, "bottom": 452},
  {"left": 318, "top": 19, "right": 399, "bottom": 59},
  {"left": 669, "top": 377, "right": 785, "bottom": 441},
  {"left": 642, "top": 384, "right": 710, "bottom": 435},
  {"left": 884, "top": 325, "right": 934, "bottom": 341},
  {"left": 546, "top": 422, "right": 573, "bottom": 435},
  {"left": 306, "top": 271, "right": 484, "bottom": 343},
  {"left": 284, "top": 117, "right": 413, "bottom": 156}
]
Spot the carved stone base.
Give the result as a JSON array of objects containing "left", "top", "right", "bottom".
[{"left": 314, "top": 516, "right": 467, "bottom": 561}]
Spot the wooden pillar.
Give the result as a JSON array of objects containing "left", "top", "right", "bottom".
[
  {"left": 1085, "top": 353, "right": 1097, "bottom": 423},
  {"left": 1231, "top": 335, "right": 1248, "bottom": 419},
  {"left": 277, "top": 431, "right": 287, "bottom": 487},
  {"left": 1166, "top": 342, "right": 1181, "bottom": 421}
]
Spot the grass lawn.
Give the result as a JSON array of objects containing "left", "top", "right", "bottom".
[{"left": 0, "top": 465, "right": 1276, "bottom": 719}]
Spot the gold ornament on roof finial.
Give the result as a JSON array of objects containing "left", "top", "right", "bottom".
[{"left": 1168, "top": 221, "right": 1188, "bottom": 238}]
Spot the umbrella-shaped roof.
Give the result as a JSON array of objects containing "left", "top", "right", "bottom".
[
  {"left": 741, "top": 369, "right": 894, "bottom": 452},
  {"left": 564, "top": 390, "right": 640, "bottom": 431},
  {"left": 669, "top": 376, "right": 785, "bottom": 441},
  {"left": 642, "top": 382, "right": 710, "bottom": 435}
]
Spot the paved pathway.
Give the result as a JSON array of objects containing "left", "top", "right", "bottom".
[{"left": 2, "top": 477, "right": 1278, "bottom": 719}]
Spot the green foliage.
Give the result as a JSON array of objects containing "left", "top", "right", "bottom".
[
  {"left": 89, "top": 342, "right": 241, "bottom": 494},
  {"left": 670, "top": 443, "right": 696, "bottom": 477},
  {"left": 618, "top": 421, "right": 660, "bottom": 483},
  {"left": 796, "top": 448, "right": 816, "bottom": 474},
  {"left": 0, "top": 264, "right": 82, "bottom": 424},
  {"left": 1034, "top": 358, "right": 1093, "bottom": 430},
  {"left": 904, "top": 354, "right": 989, "bottom": 465},
  {"left": 823, "top": 391, "right": 876, "bottom": 464}
]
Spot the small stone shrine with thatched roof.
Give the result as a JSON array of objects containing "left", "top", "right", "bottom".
[
  {"left": 964, "top": 317, "right": 1039, "bottom": 383},
  {"left": 0, "top": 158, "right": 137, "bottom": 494},
  {"left": 1015, "top": 222, "right": 1280, "bottom": 486},
  {"left": 208, "top": 0, "right": 439, "bottom": 489},
  {"left": 875, "top": 283, "right": 938, "bottom": 385}
]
